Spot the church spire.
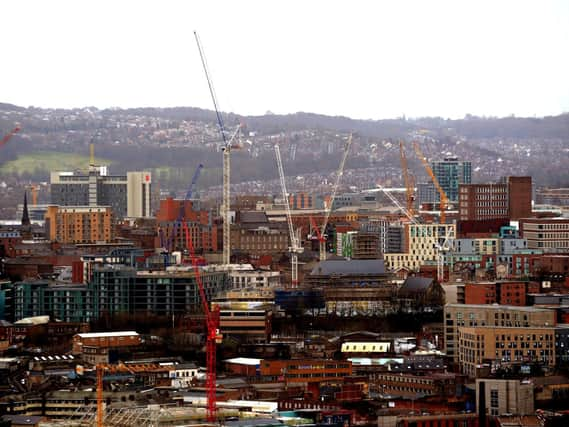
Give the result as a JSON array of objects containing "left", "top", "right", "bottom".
[{"left": 21, "top": 191, "right": 31, "bottom": 227}]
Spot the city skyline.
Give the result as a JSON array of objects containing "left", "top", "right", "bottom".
[{"left": 1, "top": 0, "right": 568, "bottom": 120}]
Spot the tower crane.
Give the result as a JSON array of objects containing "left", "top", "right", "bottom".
[
  {"left": 275, "top": 144, "right": 303, "bottom": 287},
  {"left": 315, "top": 134, "right": 353, "bottom": 261},
  {"left": 399, "top": 140, "right": 416, "bottom": 216},
  {"left": 412, "top": 142, "right": 449, "bottom": 224},
  {"left": 0, "top": 125, "right": 21, "bottom": 147},
  {"left": 194, "top": 31, "right": 242, "bottom": 266},
  {"left": 412, "top": 141, "right": 452, "bottom": 282}
]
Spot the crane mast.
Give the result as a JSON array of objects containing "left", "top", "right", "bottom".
[
  {"left": 318, "top": 134, "right": 353, "bottom": 261},
  {"left": 194, "top": 31, "right": 232, "bottom": 266},
  {"left": 275, "top": 144, "right": 302, "bottom": 287}
]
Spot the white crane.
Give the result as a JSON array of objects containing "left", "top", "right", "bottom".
[
  {"left": 194, "top": 31, "right": 242, "bottom": 265},
  {"left": 315, "top": 134, "right": 353, "bottom": 261},
  {"left": 275, "top": 144, "right": 303, "bottom": 287}
]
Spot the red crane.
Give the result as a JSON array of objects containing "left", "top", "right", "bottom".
[
  {"left": 0, "top": 125, "right": 21, "bottom": 146},
  {"left": 186, "top": 215, "right": 221, "bottom": 421}
]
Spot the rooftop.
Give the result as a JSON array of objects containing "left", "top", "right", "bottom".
[
  {"left": 77, "top": 331, "right": 138, "bottom": 338},
  {"left": 310, "top": 259, "right": 386, "bottom": 276},
  {"left": 446, "top": 304, "right": 555, "bottom": 312}
]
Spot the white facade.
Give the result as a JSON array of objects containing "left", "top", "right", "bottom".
[{"left": 127, "top": 171, "right": 152, "bottom": 218}]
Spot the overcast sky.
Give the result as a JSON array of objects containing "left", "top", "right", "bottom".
[{"left": 2, "top": 0, "right": 568, "bottom": 119}]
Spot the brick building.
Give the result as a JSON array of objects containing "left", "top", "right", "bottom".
[
  {"left": 72, "top": 331, "right": 141, "bottom": 364},
  {"left": 458, "top": 176, "right": 532, "bottom": 221},
  {"left": 155, "top": 197, "right": 219, "bottom": 253},
  {"left": 44, "top": 205, "right": 113, "bottom": 244},
  {"left": 464, "top": 281, "right": 540, "bottom": 306}
]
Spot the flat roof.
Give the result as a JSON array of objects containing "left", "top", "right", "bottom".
[
  {"left": 77, "top": 331, "right": 138, "bottom": 338},
  {"left": 446, "top": 304, "right": 554, "bottom": 312},
  {"left": 224, "top": 357, "right": 262, "bottom": 366}
]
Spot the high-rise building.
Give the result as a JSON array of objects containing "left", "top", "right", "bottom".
[
  {"left": 458, "top": 177, "right": 532, "bottom": 221},
  {"left": 44, "top": 205, "right": 113, "bottom": 244},
  {"left": 420, "top": 158, "right": 471, "bottom": 206},
  {"left": 50, "top": 169, "right": 151, "bottom": 219}
]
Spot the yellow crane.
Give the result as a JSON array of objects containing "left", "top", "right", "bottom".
[{"left": 412, "top": 141, "right": 449, "bottom": 224}]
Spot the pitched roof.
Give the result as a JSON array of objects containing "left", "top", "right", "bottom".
[
  {"left": 310, "top": 259, "right": 386, "bottom": 276},
  {"left": 400, "top": 276, "right": 434, "bottom": 293}
]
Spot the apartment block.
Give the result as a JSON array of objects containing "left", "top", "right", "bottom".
[
  {"left": 90, "top": 266, "right": 231, "bottom": 319},
  {"left": 459, "top": 326, "right": 556, "bottom": 377},
  {"left": 44, "top": 205, "right": 113, "bottom": 244},
  {"left": 384, "top": 223, "right": 456, "bottom": 271},
  {"left": 520, "top": 217, "right": 569, "bottom": 251},
  {"left": 444, "top": 304, "right": 556, "bottom": 362}
]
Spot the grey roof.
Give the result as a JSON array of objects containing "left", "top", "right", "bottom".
[
  {"left": 238, "top": 211, "right": 269, "bottom": 224},
  {"left": 2, "top": 415, "right": 45, "bottom": 425},
  {"left": 225, "top": 419, "right": 284, "bottom": 427},
  {"left": 401, "top": 276, "right": 434, "bottom": 293},
  {"left": 310, "top": 259, "right": 386, "bottom": 276}
]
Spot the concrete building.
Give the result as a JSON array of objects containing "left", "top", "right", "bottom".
[
  {"left": 536, "top": 187, "right": 569, "bottom": 206},
  {"left": 476, "top": 378, "right": 534, "bottom": 417},
  {"left": 458, "top": 177, "right": 532, "bottom": 221},
  {"left": 520, "top": 217, "right": 569, "bottom": 252},
  {"left": 444, "top": 304, "right": 556, "bottom": 363},
  {"left": 44, "top": 205, "right": 113, "bottom": 244},
  {"left": 459, "top": 326, "right": 556, "bottom": 377},
  {"left": 384, "top": 223, "right": 456, "bottom": 271},
  {"left": 50, "top": 169, "right": 152, "bottom": 219}
]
